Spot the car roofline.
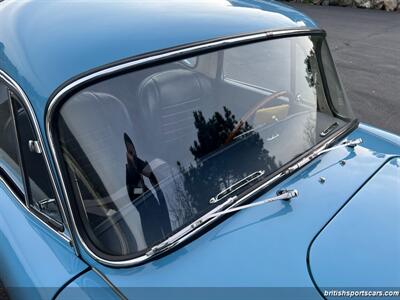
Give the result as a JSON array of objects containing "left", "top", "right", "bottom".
[{"left": 47, "top": 27, "right": 324, "bottom": 106}]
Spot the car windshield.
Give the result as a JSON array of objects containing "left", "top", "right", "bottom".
[{"left": 52, "top": 34, "right": 354, "bottom": 258}]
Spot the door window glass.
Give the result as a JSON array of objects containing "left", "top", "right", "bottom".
[
  {"left": 0, "top": 82, "right": 23, "bottom": 191},
  {"left": 12, "top": 97, "right": 63, "bottom": 225}
]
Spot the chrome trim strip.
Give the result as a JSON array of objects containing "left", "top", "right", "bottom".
[
  {"left": 0, "top": 69, "right": 75, "bottom": 249},
  {"left": 45, "top": 27, "right": 333, "bottom": 267},
  {"left": 92, "top": 268, "right": 127, "bottom": 300}
]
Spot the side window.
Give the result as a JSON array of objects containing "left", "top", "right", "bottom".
[
  {"left": 293, "top": 41, "right": 321, "bottom": 109},
  {"left": 0, "top": 82, "right": 24, "bottom": 192},
  {"left": 11, "top": 95, "right": 63, "bottom": 228}
]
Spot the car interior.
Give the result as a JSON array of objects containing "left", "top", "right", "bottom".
[{"left": 55, "top": 41, "right": 346, "bottom": 256}]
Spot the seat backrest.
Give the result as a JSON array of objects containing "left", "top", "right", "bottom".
[
  {"left": 137, "top": 69, "right": 214, "bottom": 164},
  {"left": 59, "top": 91, "right": 147, "bottom": 254}
]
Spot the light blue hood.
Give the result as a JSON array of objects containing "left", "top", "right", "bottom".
[
  {"left": 75, "top": 124, "right": 400, "bottom": 300},
  {"left": 309, "top": 156, "right": 400, "bottom": 297}
]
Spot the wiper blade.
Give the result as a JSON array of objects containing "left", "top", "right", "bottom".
[{"left": 209, "top": 170, "right": 265, "bottom": 204}]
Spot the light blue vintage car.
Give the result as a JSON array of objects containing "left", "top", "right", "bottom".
[{"left": 0, "top": 0, "right": 399, "bottom": 299}]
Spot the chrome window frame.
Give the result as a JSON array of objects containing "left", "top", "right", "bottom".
[
  {"left": 0, "top": 69, "right": 75, "bottom": 248},
  {"left": 45, "top": 27, "right": 358, "bottom": 267}
]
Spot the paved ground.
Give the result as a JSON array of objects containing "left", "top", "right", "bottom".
[{"left": 289, "top": 3, "right": 400, "bottom": 135}]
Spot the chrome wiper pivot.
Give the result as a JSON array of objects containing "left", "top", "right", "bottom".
[{"left": 318, "top": 138, "right": 363, "bottom": 155}]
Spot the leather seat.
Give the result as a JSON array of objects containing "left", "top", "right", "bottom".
[{"left": 137, "top": 69, "right": 214, "bottom": 164}]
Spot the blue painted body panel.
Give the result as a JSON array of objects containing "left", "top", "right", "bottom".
[
  {"left": 0, "top": 0, "right": 316, "bottom": 122},
  {"left": 0, "top": 182, "right": 88, "bottom": 300},
  {"left": 309, "top": 157, "right": 400, "bottom": 292},
  {"left": 74, "top": 124, "right": 399, "bottom": 299},
  {"left": 55, "top": 270, "right": 119, "bottom": 300}
]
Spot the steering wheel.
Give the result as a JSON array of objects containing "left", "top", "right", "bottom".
[{"left": 225, "top": 90, "right": 288, "bottom": 144}]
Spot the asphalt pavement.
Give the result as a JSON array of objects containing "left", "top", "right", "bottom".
[{"left": 288, "top": 3, "right": 400, "bottom": 135}]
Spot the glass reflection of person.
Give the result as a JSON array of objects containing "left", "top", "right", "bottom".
[{"left": 124, "top": 133, "right": 171, "bottom": 244}]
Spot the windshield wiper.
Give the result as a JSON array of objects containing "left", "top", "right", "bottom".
[
  {"left": 285, "top": 137, "right": 363, "bottom": 175},
  {"left": 146, "top": 138, "right": 362, "bottom": 258},
  {"left": 146, "top": 189, "right": 298, "bottom": 257},
  {"left": 209, "top": 170, "right": 265, "bottom": 204},
  {"left": 318, "top": 138, "right": 362, "bottom": 155},
  {"left": 147, "top": 171, "right": 266, "bottom": 257},
  {"left": 206, "top": 189, "right": 298, "bottom": 218},
  {"left": 146, "top": 194, "right": 239, "bottom": 256}
]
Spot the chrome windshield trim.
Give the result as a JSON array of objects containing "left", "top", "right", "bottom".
[
  {"left": 0, "top": 69, "right": 75, "bottom": 249},
  {"left": 45, "top": 27, "right": 344, "bottom": 267}
]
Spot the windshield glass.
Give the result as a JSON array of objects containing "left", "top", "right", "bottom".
[{"left": 53, "top": 35, "right": 353, "bottom": 258}]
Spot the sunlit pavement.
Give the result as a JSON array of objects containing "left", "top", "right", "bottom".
[{"left": 288, "top": 3, "right": 400, "bottom": 135}]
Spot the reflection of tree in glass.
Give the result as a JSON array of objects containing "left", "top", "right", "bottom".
[
  {"left": 304, "top": 50, "right": 316, "bottom": 89},
  {"left": 303, "top": 114, "right": 317, "bottom": 147},
  {"left": 189, "top": 107, "right": 246, "bottom": 159},
  {"left": 174, "top": 106, "right": 278, "bottom": 220}
]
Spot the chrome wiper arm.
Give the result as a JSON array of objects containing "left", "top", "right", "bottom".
[
  {"left": 206, "top": 189, "right": 298, "bottom": 219},
  {"left": 146, "top": 195, "right": 239, "bottom": 257},
  {"left": 147, "top": 170, "right": 266, "bottom": 256},
  {"left": 146, "top": 188, "right": 298, "bottom": 257},
  {"left": 146, "top": 139, "right": 361, "bottom": 258},
  {"left": 146, "top": 189, "right": 298, "bottom": 257},
  {"left": 318, "top": 138, "right": 362, "bottom": 155},
  {"left": 285, "top": 138, "right": 363, "bottom": 175},
  {"left": 209, "top": 170, "right": 265, "bottom": 204}
]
